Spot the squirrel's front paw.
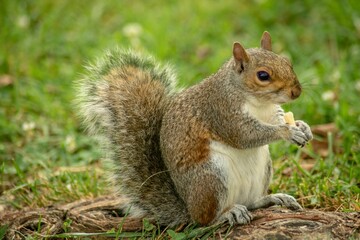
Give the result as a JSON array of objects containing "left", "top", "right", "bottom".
[
  {"left": 266, "top": 193, "right": 303, "bottom": 211},
  {"left": 273, "top": 107, "right": 286, "bottom": 124},
  {"left": 287, "top": 125, "right": 308, "bottom": 147},
  {"left": 216, "top": 204, "right": 253, "bottom": 226},
  {"left": 295, "top": 120, "right": 313, "bottom": 142}
]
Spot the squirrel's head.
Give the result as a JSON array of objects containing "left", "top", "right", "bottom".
[{"left": 232, "top": 31, "right": 301, "bottom": 104}]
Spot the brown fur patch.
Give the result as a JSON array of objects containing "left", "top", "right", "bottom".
[
  {"left": 177, "top": 119, "right": 211, "bottom": 168},
  {"left": 188, "top": 175, "right": 219, "bottom": 225}
]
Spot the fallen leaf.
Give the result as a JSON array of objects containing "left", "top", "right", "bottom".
[
  {"left": 302, "top": 122, "right": 342, "bottom": 158},
  {"left": 301, "top": 162, "right": 315, "bottom": 171},
  {"left": 311, "top": 123, "right": 338, "bottom": 136},
  {"left": 0, "top": 75, "right": 14, "bottom": 87},
  {"left": 282, "top": 160, "right": 316, "bottom": 176}
]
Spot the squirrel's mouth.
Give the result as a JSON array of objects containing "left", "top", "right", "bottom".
[{"left": 275, "top": 95, "right": 292, "bottom": 105}]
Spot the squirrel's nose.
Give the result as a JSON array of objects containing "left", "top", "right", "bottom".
[{"left": 291, "top": 85, "right": 301, "bottom": 99}]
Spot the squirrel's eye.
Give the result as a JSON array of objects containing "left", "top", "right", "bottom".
[{"left": 257, "top": 71, "right": 270, "bottom": 81}]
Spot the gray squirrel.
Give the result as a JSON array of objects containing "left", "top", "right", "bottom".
[{"left": 76, "top": 31, "right": 313, "bottom": 226}]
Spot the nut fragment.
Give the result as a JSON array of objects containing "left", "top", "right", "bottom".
[{"left": 284, "top": 112, "right": 296, "bottom": 126}]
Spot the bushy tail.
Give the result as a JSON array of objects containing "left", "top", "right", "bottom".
[{"left": 76, "top": 49, "right": 189, "bottom": 226}]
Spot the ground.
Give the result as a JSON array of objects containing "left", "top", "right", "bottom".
[{"left": 0, "top": 0, "right": 359, "bottom": 239}]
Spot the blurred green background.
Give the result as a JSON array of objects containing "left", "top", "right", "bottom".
[{"left": 1, "top": 0, "right": 359, "bottom": 211}]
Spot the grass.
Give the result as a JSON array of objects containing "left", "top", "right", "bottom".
[
  {"left": 42, "top": 220, "right": 227, "bottom": 239},
  {"left": 1, "top": 0, "right": 359, "bottom": 238}
]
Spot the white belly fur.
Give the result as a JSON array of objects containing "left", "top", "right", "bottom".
[{"left": 210, "top": 140, "right": 270, "bottom": 209}]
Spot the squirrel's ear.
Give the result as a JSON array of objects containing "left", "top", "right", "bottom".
[
  {"left": 233, "top": 42, "right": 249, "bottom": 64},
  {"left": 261, "top": 31, "right": 272, "bottom": 51}
]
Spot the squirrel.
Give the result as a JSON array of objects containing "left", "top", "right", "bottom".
[{"left": 76, "top": 31, "right": 313, "bottom": 227}]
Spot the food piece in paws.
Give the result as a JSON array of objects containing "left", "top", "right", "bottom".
[{"left": 284, "top": 112, "right": 296, "bottom": 126}]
